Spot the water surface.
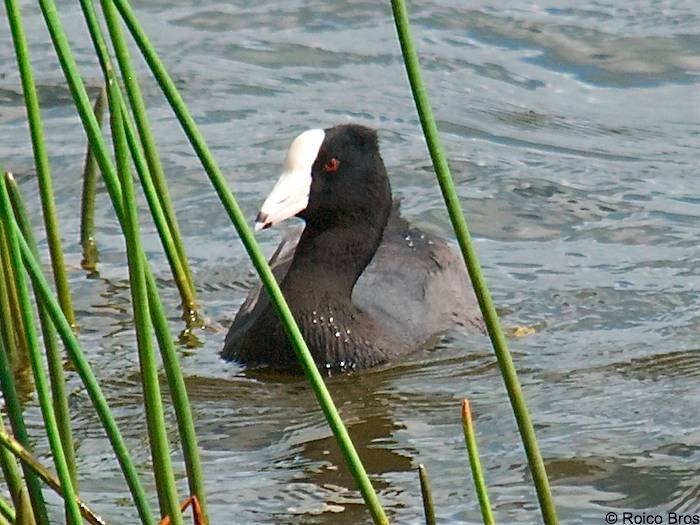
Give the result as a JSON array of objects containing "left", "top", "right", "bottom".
[{"left": 1, "top": 0, "right": 699, "bottom": 523}]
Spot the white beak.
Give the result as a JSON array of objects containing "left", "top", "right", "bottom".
[{"left": 255, "top": 128, "right": 325, "bottom": 231}]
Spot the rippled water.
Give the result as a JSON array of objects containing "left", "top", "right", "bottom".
[{"left": 1, "top": 1, "right": 699, "bottom": 523}]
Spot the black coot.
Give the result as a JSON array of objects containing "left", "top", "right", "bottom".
[{"left": 222, "top": 124, "right": 484, "bottom": 371}]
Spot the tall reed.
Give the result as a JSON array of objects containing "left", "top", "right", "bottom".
[
  {"left": 100, "top": 0, "right": 198, "bottom": 318},
  {"left": 74, "top": 0, "right": 198, "bottom": 321},
  {"left": 4, "top": 0, "right": 76, "bottom": 328},
  {"left": 0, "top": 427, "right": 106, "bottom": 525},
  {"left": 0, "top": 172, "right": 47, "bottom": 525},
  {"left": 74, "top": 1, "right": 209, "bottom": 518},
  {"left": 27, "top": 0, "right": 201, "bottom": 514},
  {"left": 6, "top": 172, "right": 79, "bottom": 490},
  {"left": 390, "top": 1, "right": 557, "bottom": 522},
  {"left": 0, "top": 411, "right": 28, "bottom": 525},
  {"left": 109, "top": 84, "right": 183, "bottom": 524},
  {"left": 80, "top": 86, "right": 107, "bottom": 271},
  {"left": 16, "top": 227, "right": 154, "bottom": 524},
  {"left": 107, "top": 0, "right": 389, "bottom": 522},
  {"left": 0, "top": 215, "right": 30, "bottom": 368},
  {"left": 3, "top": 0, "right": 383, "bottom": 522},
  {"left": 0, "top": 171, "right": 82, "bottom": 525},
  {"left": 418, "top": 464, "right": 436, "bottom": 525},
  {"left": 0, "top": 220, "right": 21, "bottom": 369},
  {"left": 461, "top": 400, "right": 495, "bottom": 525},
  {"left": 0, "top": 497, "right": 15, "bottom": 525}
]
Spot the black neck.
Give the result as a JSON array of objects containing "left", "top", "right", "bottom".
[{"left": 282, "top": 211, "right": 386, "bottom": 303}]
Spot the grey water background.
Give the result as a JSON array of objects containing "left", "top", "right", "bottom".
[{"left": 1, "top": 0, "right": 699, "bottom": 523}]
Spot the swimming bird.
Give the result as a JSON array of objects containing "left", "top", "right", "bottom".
[{"left": 222, "top": 124, "right": 484, "bottom": 371}]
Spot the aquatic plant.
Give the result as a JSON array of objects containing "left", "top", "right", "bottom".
[
  {"left": 79, "top": 87, "right": 107, "bottom": 272},
  {"left": 391, "top": 2, "right": 557, "bottom": 522},
  {"left": 0, "top": 0, "right": 557, "bottom": 524},
  {"left": 461, "top": 400, "right": 495, "bottom": 525}
]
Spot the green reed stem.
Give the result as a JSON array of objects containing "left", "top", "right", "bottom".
[
  {"left": 461, "top": 400, "right": 495, "bottom": 525},
  {"left": 390, "top": 2, "right": 557, "bottom": 523},
  {"left": 0, "top": 218, "right": 29, "bottom": 368},
  {"left": 99, "top": 0, "right": 197, "bottom": 317},
  {"left": 0, "top": 496, "right": 14, "bottom": 524},
  {"left": 116, "top": 84, "right": 209, "bottom": 519},
  {"left": 109, "top": 78, "right": 183, "bottom": 525},
  {"left": 5, "top": 173, "right": 38, "bottom": 253},
  {"left": 13, "top": 7, "right": 156, "bottom": 522},
  {"left": 0, "top": 427, "right": 108, "bottom": 525},
  {"left": 79, "top": 0, "right": 197, "bottom": 327},
  {"left": 120, "top": 102, "right": 209, "bottom": 522},
  {"left": 143, "top": 264, "right": 209, "bottom": 522},
  {"left": 80, "top": 0, "right": 190, "bottom": 318},
  {"left": 44, "top": 11, "right": 206, "bottom": 522},
  {"left": 0, "top": 178, "right": 46, "bottom": 525},
  {"left": 417, "top": 464, "right": 436, "bottom": 525},
  {"left": 0, "top": 342, "right": 40, "bottom": 525},
  {"left": 77, "top": 1, "right": 208, "bottom": 518},
  {"left": 80, "top": 86, "right": 107, "bottom": 271},
  {"left": 5, "top": 172, "right": 79, "bottom": 490},
  {"left": 120, "top": 100, "right": 198, "bottom": 324},
  {"left": 0, "top": 175, "right": 82, "bottom": 525},
  {"left": 109, "top": 1, "right": 389, "bottom": 523},
  {"left": 16, "top": 227, "right": 154, "bottom": 525},
  {"left": 37, "top": 0, "right": 123, "bottom": 203},
  {"left": 0, "top": 410, "right": 25, "bottom": 524},
  {"left": 0, "top": 224, "right": 20, "bottom": 370},
  {"left": 4, "top": 0, "right": 76, "bottom": 329}
]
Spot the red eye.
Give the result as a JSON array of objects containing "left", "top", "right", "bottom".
[{"left": 323, "top": 158, "right": 340, "bottom": 173}]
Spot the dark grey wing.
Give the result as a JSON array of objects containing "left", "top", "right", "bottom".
[
  {"left": 221, "top": 227, "right": 302, "bottom": 360},
  {"left": 354, "top": 206, "right": 485, "bottom": 346}
]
